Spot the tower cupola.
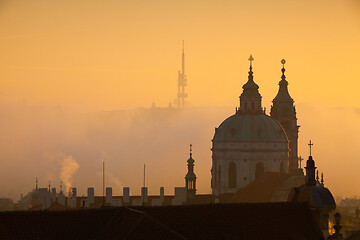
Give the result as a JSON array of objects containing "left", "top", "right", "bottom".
[
  {"left": 239, "top": 55, "right": 262, "bottom": 114},
  {"left": 185, "top": 144, "right": 197, "bottom": 198}
]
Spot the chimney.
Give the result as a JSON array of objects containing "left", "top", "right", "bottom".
[
  {"left": 87, "top": 188, "right": 94, "bottom": 205},
  {"left": 123, "top": 187, "right": 130, "bottom": 204},
  {"left": 70, "top": 188, "right": 77, "bottom": 199},
  {"left": 141, "top": 187, "right": 148, "bottom": 204},
  {"left": 51, "top": 188, "right": 56, "bottom": 202},
  {"left": 106, "top": 187, "right": 112, "bottom": 205},
  {"left": 160, "top": 187, "right": 164, "bottom": 203},
  {"left": 58, "top": 192, "right": 65, "bottom": 206}
]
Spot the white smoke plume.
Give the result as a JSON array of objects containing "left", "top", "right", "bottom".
[{"left": 60, "top": 156, "right": 79, "bottom": 192}]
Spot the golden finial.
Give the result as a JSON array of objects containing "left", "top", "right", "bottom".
[
  {"left": 248, "top": 55, "right": 254, "bottom": 64},
  {"left": 281, "top": 59, "right": 286, "bottom": 66}
]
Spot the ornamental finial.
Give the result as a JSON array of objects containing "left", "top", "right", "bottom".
[
  {"left": 189, "top": 144, "right": 192, "bottom": 157},
  {"left": 281, "top": 59, "right": 286, "bottom": 67},
  {"left": 248, "top": 55, "right": 254, "bottom": 66},
  {"left": 308, "top": 140, "right": 314, "bottom": 156}
]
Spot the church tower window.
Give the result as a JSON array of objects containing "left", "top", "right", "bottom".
[{"left": 228, "top": 162, "right": 237, "bottom": 188}]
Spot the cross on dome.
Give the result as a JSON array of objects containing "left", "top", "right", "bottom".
[
  {"left": 248, "top": 55, "right": 254, "bottom": 66},
  {"left": 308, "top": 140, "right": 314, "bottom": 156}
]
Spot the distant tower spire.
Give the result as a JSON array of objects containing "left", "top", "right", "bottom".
[
  {"left": 177, "top": 41, "right": 188, "bottom": 108},
  {"left": 321, "top": 173, "right": 324, "bottom": 186},
  {"left": 60, "top": 181, "right": 63, "bottom": 194},
  {"left": 36, "top": 177, "right": 38, "bottom": 190},
  {"left": 48, "top": 181, "right": 51, "bottom": 191},
  {"left": 185, "top": 144, "right": 197, "bottom": 199}
]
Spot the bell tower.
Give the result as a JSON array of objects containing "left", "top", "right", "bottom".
[
  {"left": 270, "top": 59, "right": 300, "bottom": 175},
  {"left": 185, "top": 144, "right": 197, "bottom": 198}
]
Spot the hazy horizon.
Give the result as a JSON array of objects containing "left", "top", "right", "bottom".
[{"left": 0, "top": 0, "right": 359, "bottom": 201}]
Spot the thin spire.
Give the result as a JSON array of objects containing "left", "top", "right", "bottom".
[
  {"left": 36, "top": 177, "right": 38, "bottom": 190},
  {"left": 48, "top": 180, "right": 51, "bottom": 191},
  {"left": 316, "top": 170, "right": 319, "bottom": 183},
  {"left": 248, "top": 55, "right": 254, "bottom": 77},
  {"left": 189, "top": 144, "right": 192, "bottom": 157},
  {"left": 60, "top": 181, "right": 63, "bottom": 194},
  {"left": 182, "top": 40, "right": 185, "bottom": 75},
  {"left": 321, "top": 173, "right": 324, "bottom": 186},
  {"left": 273, "top": 58, "right": 293, "bottom": 102},
  {"left": 143, "top": 164, "right": 146, "bottom": 187}
]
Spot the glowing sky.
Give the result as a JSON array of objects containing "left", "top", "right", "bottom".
[{"left": 0, "top": 0, "right": 359, "bottom": 199}]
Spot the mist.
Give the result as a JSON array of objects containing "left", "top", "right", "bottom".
[{"left": 0, "top": 100, "right": 359, "bottom": 200}]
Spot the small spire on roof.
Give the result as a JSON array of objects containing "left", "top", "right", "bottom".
[
  {"left": 189, "top": 144, "right": 192, "bottom": 157},
  {"left": 321, "top": 173, "right": 324, "bottom": 186},
  {"left": 36, "top": 177, "right": 38, "bottom": 190},
  {"left": 316, "top": 170, "right": 319, "bottom": 183}
]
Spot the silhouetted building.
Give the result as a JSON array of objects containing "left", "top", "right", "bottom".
[
  {"left": 288, "top": 144, "right": 336, "bottom": 239},
  {"left": 211, "top": 56, "right": 293, "bottom": 195},
  {"left": 185, "top": 144, "right": 197, "bottom": 199},
  {"left": 271, "top": 59, "right": 301, "bottom": 175},
  {"left": 0, "top": 203, "right": 325, "bottom": 239}
]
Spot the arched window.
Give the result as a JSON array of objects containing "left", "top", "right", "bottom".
[
  {"left": 255, "top": 162, "right": 264, "bottom": 179},
  {"left": 280, "top": 162, "right": 285, "bottom": 173},
  {"left": 228, "top": 162, "right": 237, "bottom": 188}
]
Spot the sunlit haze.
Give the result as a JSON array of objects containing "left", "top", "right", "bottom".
[{"left": 0, "top": 0, "right": 359, "bottom": 200}]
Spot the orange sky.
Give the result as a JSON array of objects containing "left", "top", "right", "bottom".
[{"left": 0, "top": 0, "right": 360, "bottom": 199}]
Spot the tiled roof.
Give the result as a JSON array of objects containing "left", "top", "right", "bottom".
[
  {"left": 0, "top": 203, "right": 324, "bottom": 240},
  {"left": 229, "top": 172, "right": 292, "bottom": 203},
  {"left": 137, "top": 202, "right": 324, "bottom": 240},
  {"left": 0, "top": 207, "right": 185, "bottom": 240}
]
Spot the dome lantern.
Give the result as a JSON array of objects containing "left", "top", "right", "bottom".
[{"left": 239, "top": 55, "right": 262, "bottom": 114}]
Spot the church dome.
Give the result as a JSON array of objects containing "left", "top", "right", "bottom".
[{"left": 213, "top": 113, "right": 288, "bottom": 142}]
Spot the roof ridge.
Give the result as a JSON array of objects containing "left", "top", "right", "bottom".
[{"left": 124, "top": 207, "right": 188, "bottom": 240}]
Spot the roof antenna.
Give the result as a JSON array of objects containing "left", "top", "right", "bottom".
[
  {"left": 103, "top": 161, "right": 105, "bottom": 206},
  {"left": 143, "top": 164, "right": 146, "bottom": 188}
]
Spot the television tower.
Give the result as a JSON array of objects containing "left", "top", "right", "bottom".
[{"left": 177, "top": 41, "right": 188, "bottom": 108}]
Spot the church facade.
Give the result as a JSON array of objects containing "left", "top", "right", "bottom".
[{"left": 211, "top": 56, "right": 300, "bottom": 195}]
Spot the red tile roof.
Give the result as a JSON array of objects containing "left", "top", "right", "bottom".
[{"left": 229, "top": 172, "right": 292, "bottom": 203}]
